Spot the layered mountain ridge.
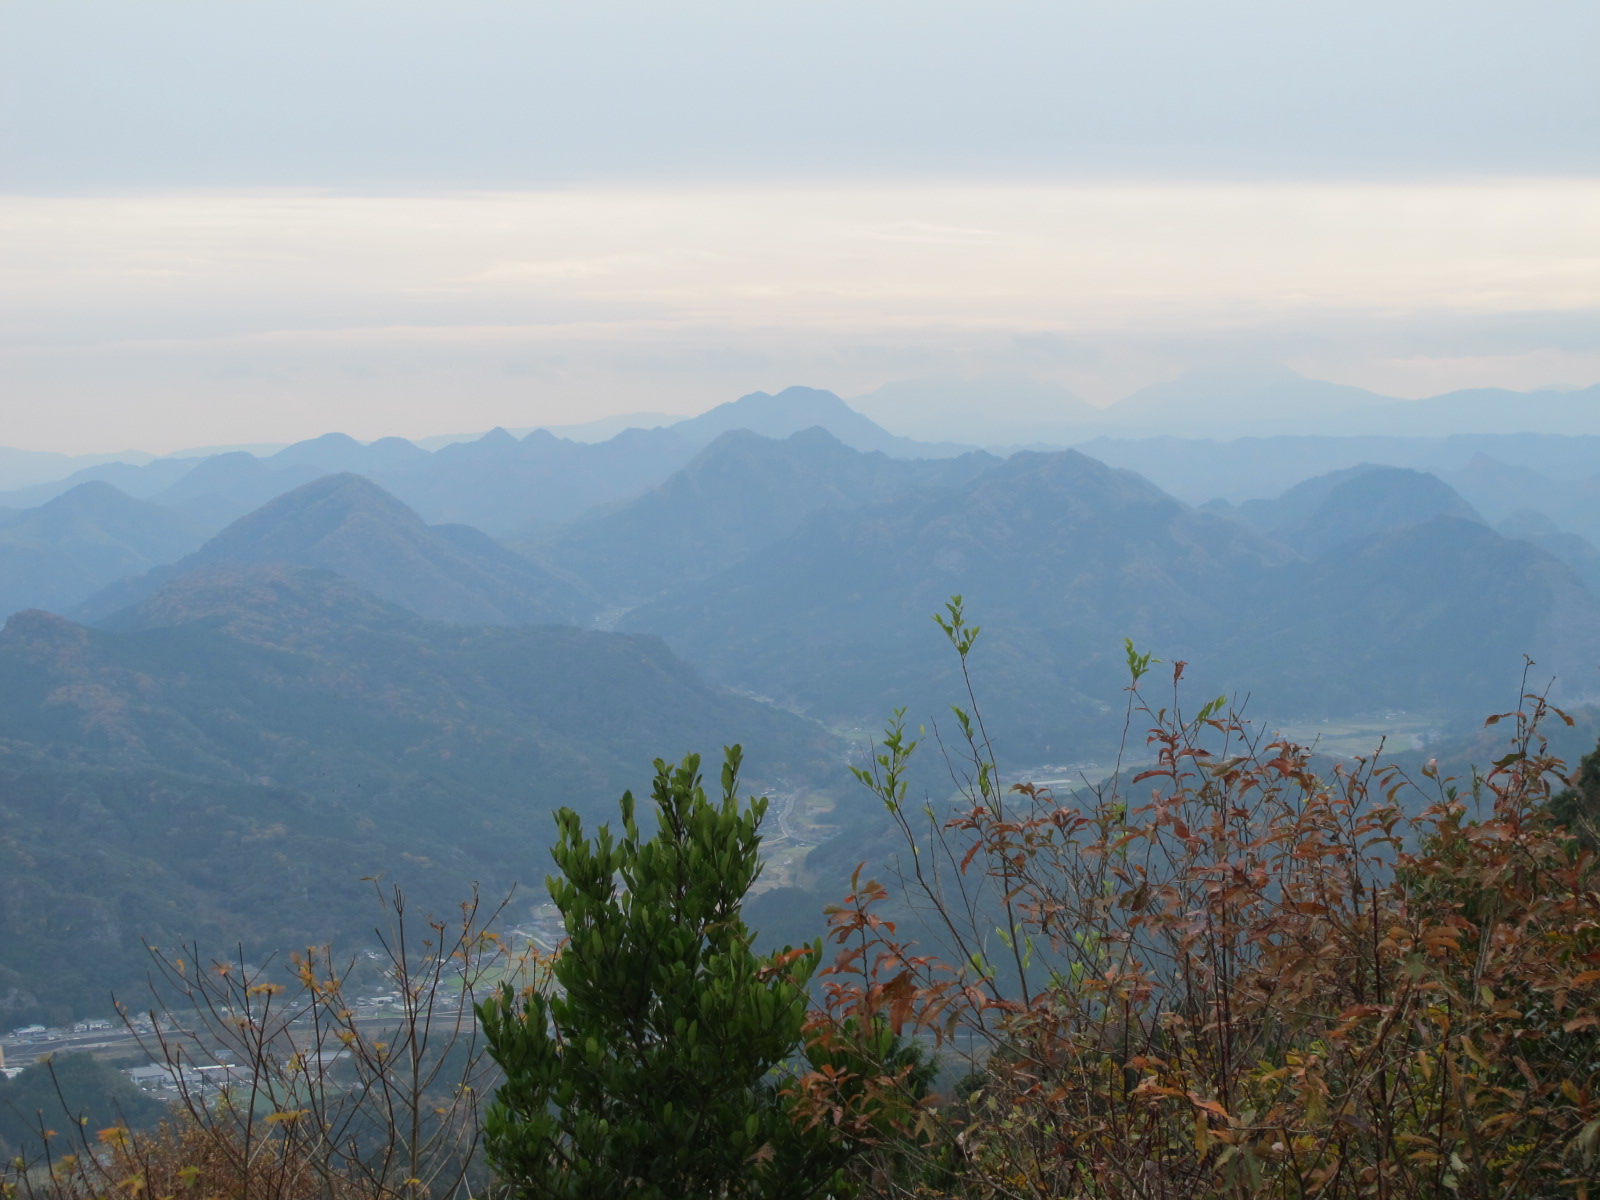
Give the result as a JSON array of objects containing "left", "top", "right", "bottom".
[
  {"left": 78, "top": 473, "right": 591, "bottom": 627},
  {"left": 0, "top": 482, "right": 208, "bottom": 619},
  {"left": 617, "top": 452, "right": 1600, "bottom": 757},
  {"left": 6, "top": 385, "right": 1600, "bottom": 1024},
  {"left": 538, "top": 427, "right": 997, "bottom": 604},
  {"left": 0, "top": 387, "right": 958, "bottom": 538}
]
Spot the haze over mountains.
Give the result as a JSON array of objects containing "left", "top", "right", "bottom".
[
  {"left": 4, "top": 373, "right": 1600, "bottom": 1021},
  {"left": 7, "top": 371, "right": 1600, "bottom": 541},
  {"left": 4, "top": 380, "right": 1599, "bottom": 732},
  {"left": 0, "top": 483, "right": 207, "bottom": 618},
  {"left": 852, "top": 366, "right": 1600, "bottom": 444},
  {"left": 10, "top": 366, "right": 1600, "bottom": 495},
  {"left": 7, "top": 398, "right": 1595, "bottom": 752}
]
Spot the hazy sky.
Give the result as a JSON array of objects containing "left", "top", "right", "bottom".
[{"left": 2, "top": 1, "right": 1597, "bottom": 452}]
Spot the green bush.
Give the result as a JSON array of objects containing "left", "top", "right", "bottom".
[{"left": 479, "top": 748, "right": 856, "bottom": 1199}]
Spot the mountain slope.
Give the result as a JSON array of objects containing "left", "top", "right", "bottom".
[
  {"left": 623, "top": 450, "right": 1292, "bottom": 758},
  {"left": 1496, "top": 511, "right": 1600, "bottom": 594},
  {"left": 0, "top": 388, "right": 988, "bottom": 544},
  {"left": 1104, "top": 365, "right": 1394, "bottom": 436},
  {"left": 0, "top": 564, "right": 843, "bottom": 1017},
  {"left": 147, "top": 451, "right": 323, "bottom": 531},
  {"left": 1233, "top": 517, "right": 1600, "bottom": 714},
  {"left": 1225, "top": 464, "right": 1386, "bottom": 531},
  {"left": 1440, "top": 454, "right": 1570, "bottom": 523},
  {"left": 540, "top": 427, "right": 998, "bottom": 604},
  {"left": 371, "top": 425, "right": 701, "bottom": 536},
  {"left": 78, "top": 473, "right": 591, "bottom": 626},
  {"left": 622, "top": 451, "right": 1600, "bottom": 759},
  {"left": 0, "top": 482, "right": 207, "bottom": 619},
  {"left": 1267, "top": 466, "right": 1483, "bottom": 557}
]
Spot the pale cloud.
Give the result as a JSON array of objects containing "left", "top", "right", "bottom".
[{"left": 1, "top": 182, "right": 1597, "bottom": 452}]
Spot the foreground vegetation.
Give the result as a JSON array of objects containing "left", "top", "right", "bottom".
[
  {"left": 5, "top": 612, "right": 1598, "bottom": 1199},
  {"left": 818, "top": 615, "right": 1600, "bottom": 1197}
]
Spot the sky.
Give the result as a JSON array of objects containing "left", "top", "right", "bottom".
[{"left": 1, "top": 1, "right": 1597, "bottom": 453}]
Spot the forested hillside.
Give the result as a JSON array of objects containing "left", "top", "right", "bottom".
[
  {"left": 621, "top": 450, "right": 1600, "bottom": 759},
  {"left": 0, "top": 564, "right": 847, "bottom": 1016}
]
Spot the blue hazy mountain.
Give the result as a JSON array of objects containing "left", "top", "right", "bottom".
[
  {"left": 0, "top": 456, "right": 197, "bottom": 508},
  {"left": 1207, "top": 463, "right": 1600, "bottom": 590},
  {"left": 671, "top": 385, "right": 974, "bottom": 456},
  {"left": 844, "top": 367, "right": 1600, "bottom": 446},
  {"left": 621, "top": 451, "right": 1600, "bottom": 759},
  {"left": 1079, "top": 432, "right": 1600, "bottom": 510},
  {"left": 0, "top": 387, "right": 967, "bottom": 538},
  {"left": 269, "top": 430, "right": 434, "bottom": 473},
  {"left": 848, "top": 372, "right": 1102, "bottom": 445},
  {"left": 0, "top": 482, "right": 208, "bottom": 619},
  {"left": 538, "top": 427, "right": 998, "bottom": 605},
  {"left": 1363, "top": 384, "right": 1600, "bottom": 438},
  {"left": 1100, "top": 364, "right": 1394, "bottom": 437},
  {"left": 1090, "top": 368, "right": 1600, "bottom": 440},
  {"left": 1233, "top": 515, "right": 1600, "bottom": 716},
  {"left": 1439, "top": 453, "right": 1574, "bottom": 523},
  {"left": 0, "top": 446, "right": 157, "bottom": 492},
  {"left": 622, "top": 450, "right": 1295, "bottom": 759},
  {"left": 147, "top": 451, "right": 326, "bottom": 531},
  {"left": 370, "top": 425, "right": 700, "bottom": 536},
  {"left": 1495, "top": 510, "right": 1600, "bottom": 594},
  {"left": 78, "top": 473, "right": 592, "bottom": 627},
  {"left": 1226, "top": 466, "right": 1483, "bottom": 557}
]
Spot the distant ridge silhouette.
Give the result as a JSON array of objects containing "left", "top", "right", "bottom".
[{"left": 78, "top": 473, "right": 591, "bottom": 627}]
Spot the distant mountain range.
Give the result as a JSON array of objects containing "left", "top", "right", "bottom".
[
  {"left": 5, "top": 380, "right": 1600, "bottom": 1024},
  {"left": 1213, "top": 465, "right": 1482, "bottom": 557},
  {"left": 10, "top": 366, "right": 1598, "bottom": 507},
  {"left": 3, "top": 373, "right": 1598, "bottom": 558},
  {"left": 0, "top": 387, "right": 966, "bottom": 540},
  {"left": 1, "top": 417, "right": 1593, "bottom": 751},
  {"left": 850, "top": 366, "right": 1600, "bottom": 444},
  {"left": 673, "top": 386, "right": 972, "bottom": 457},
  {"left": 0, "top": 445, "right": 157, "bottom": 492},
  {"left": 1078, "top": 433, "right": 1600, "bottom": 548}
]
